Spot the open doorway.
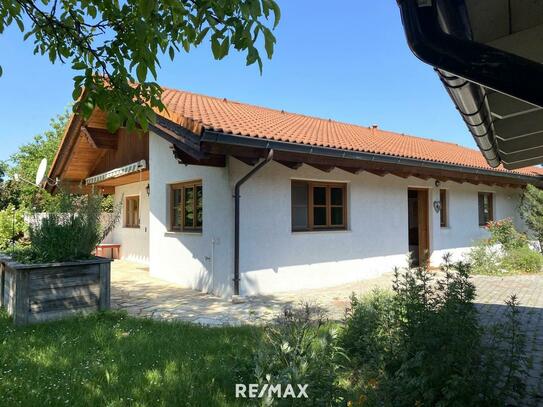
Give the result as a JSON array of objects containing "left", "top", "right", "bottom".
[{"left": 408, "top": 189, "right": 429, "bottom": 267}]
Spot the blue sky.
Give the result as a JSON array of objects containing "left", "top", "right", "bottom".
[{"left": 0, "top": 1, "right": 472, "bottom": 162}]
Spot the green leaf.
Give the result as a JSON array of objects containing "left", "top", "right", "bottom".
[
  {"left": 168, "top": 46, "right": 175, "bottom": 61},
  {"left": 106, "top": 112, "right": 122, "bottom": 133},
  {"left": 80, "top": 99, "right": 94, "bottom": 118},
  {"left": 263, "top": 30, "right": 275, "bottom": 59},
  {"left": 72, "top": 61, "right": 86, "bottom": 70},
  {"left": 48, "top": 48, "right": 56, "bottom": 63},
  {"left": 139, "top": 0, "right": 154, "bottom": 18},
  {"left": 136, "top": 63, "right": 147, "bottom": 83},
  {"left": 269, "top": 0, "right": 281, "bottom": 28},
  {"left": 195, "top": 27, "right": 210, "bottom": 45},
  {"left": 250, "top": 0, "right": 262, "bottom": 19},
  {"left": 15, "top": 18, "right": 24, "bottom": 32},
  {"left": 211, "top": 37, "right": 221, "bottom": 59},
  {"left": 0, "top": 65, "right": 2, "bottom": 78},
  {"left": 220, "top": 37, "right": 230, "bottom": 59},
  {"left": 72, "top": 86, "right": 83, "bottom": 100}
]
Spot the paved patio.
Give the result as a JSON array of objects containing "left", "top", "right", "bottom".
[
  {"left": 111, "top": 260, "right": 543, "bottom": 403},
  {"left": 111, "top": 260, "right": 394, "bottom": 325}
]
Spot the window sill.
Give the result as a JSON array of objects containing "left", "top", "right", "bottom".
[
  {"left": 164, "top": 231, "right": 203, "bottom": 236},
  {"left": 292, "top": 229, "right": 351, "bottom": 235},
  {"left": 124, "top": 226, "right": 140, "bottom": 229}
]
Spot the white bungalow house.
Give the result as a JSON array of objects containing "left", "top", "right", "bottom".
[{"left": 47, "top": 87, "right": 543, "bottom": 298}]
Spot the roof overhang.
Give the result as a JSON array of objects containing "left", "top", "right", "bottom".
[
  {"left": 150, "top": 116, "right": 543, "bottom": 188},
  {"left": 397, "top": 0, "right": 543, "bottom": 169},
  {"left": 85, "top": 160, "right": 147, "bottom": 185},
  {"left": 47, "top": 109, "right": 149, "bottom": 193}
]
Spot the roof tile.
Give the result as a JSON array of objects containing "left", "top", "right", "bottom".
[{"left": 159, "top": 87, "right": 543, "bottom": 177}]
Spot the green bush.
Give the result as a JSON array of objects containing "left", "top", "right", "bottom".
[
  {"left": 9, "top": 190, "right": 120, "bottom": 264},
  {"left": 0, "top": 205, "right": 26, "bottom": 250},
  {"left": 501, "top": 245, "right": 543, "bottom": 274},
  {"left": 485, "top": 218, "right": 527, "bottom": 250},
  {"left": 253, "top": 303, "right": 346, "bottom": 406},
  {"left": 341, "top": 255, "right": 528, "bottom": 406},
  {"left": 468, "top": 218, "right": 543, "bottom": 274},
  {"left": 341, "top": 290, "right": 399, "bottom": 381},
  {"left": 468, "top": 240, "right": 504, "bottom": 275}
]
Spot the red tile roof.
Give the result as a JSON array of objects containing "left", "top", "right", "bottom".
[{"left": 158, "top": 87, "right": 543, "bottom": 177}]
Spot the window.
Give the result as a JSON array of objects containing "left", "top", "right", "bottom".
[
  {"left": 170, "top": 181, "right": 203, "bottom": 232},
  {"left": 125, "top": 196, "right": 140, "bottom": 228},
  {"left": 478, "top": 192, "right": 494, "bottom": 226},
  {"left": 440, "top": 189, "right": 448, "bottom": 227},
  {"left": 291, "top": 181, "right": 347, "bottom": 231}
]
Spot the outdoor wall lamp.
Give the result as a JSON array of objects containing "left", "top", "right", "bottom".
[
  {"left": 435, "top": 180, "right": 441, "bottom": 187},
  {"left": 146, "top": 183, "right": 150, "bottom": 197}
]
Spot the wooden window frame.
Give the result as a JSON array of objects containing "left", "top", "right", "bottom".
[
  {"left": 124, "top": 195, "right": 140, "bottom": 228},
  {"left": 439, "top": 189, "right": 448, "bottom": 228},
  {"left": 291, "top": 180, "right": 347, "bottom": 232},
  {"left": 478, "top": 192, "right": 494, "bottom": 226},
  {"left": 169, "top": 180, "right": 203, "bottom": 232}
]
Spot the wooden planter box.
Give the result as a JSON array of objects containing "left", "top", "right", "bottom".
[{"left": 0, "top": 256, "right": 111, "bottom": 325}]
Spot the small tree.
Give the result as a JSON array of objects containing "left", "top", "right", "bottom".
[
  {"left": 519, "top": 184, "right": 543, "bottom": 253},
  {"left": 4, "top": 112, "right": 69, "bottom": 211}
]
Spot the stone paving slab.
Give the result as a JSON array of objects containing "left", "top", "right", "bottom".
[{"left": 111, "top": 260, "right": 543, "bottom": 404}]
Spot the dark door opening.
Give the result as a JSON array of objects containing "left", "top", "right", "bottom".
[{"left": 408, "top": 189, "right": 429, "bottom": 268}]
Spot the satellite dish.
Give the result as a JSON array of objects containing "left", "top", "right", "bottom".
[{"left": 35, "top": 158, "right": 47, "bottom": 186}]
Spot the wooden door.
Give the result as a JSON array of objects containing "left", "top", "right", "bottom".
[{"left": 417, "top": 189, "right": 430, "bottom": 267}]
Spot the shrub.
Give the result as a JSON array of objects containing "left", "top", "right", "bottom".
[
  {"left": 486, "top": 218, "right": 527, "bottom": 251},
  {"left": 468, "top": 240, "right": 504, "bottom": 275},
  {"left": 254, "top": 303, "right": 346, "bottom": 406},
  {"left": 9, "top": 190, "right": 120, "bottom": 264},
  {"left": 0, "top": 205, "right": 26, "bottom": 250},
  {"left": 341, "top": 290, "right": 399, "bottom": 381},
  {"left": 519, "top": 184, "right": 543, "bottom": 253},
  {"left": 501, "top": 245, "right": 543, "bottom": 274},
  {"left": 341, "top": 255, "right": 528, "bottom": 406},
  {"left": 467, "top": 218, "right": 543, "bottom": 274}
]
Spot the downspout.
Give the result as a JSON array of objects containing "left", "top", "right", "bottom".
[{"left": 233, "top": 149, "right": 274, "bottom": 296}]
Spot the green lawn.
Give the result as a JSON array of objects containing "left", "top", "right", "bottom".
[{"left": 0, "top": 310, "right": 260, "bottom": 406}]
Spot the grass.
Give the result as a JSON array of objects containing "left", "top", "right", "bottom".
[{"left": 0, "top": 310, "right": 261, "bottom": 406}]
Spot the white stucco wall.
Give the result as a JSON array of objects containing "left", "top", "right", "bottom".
[
  {"left": 229, "top": 160, "right": 409, "bottom": 295},
  {"left": 428, "top": 182, "right": 523, "bottom": 264},
  {"left": 146, "top": 132, "right": 526, "bottom": 297},
  {"left": 228, "top": 160, "right": 525, "bottom": 295},
  {"left": 108, "top": 180, "right": 150, "bottom": 264},
  {"left": 148, "top": 132, "right": 234, "bottom": 297}
]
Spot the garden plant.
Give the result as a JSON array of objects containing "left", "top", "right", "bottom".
[
  {"left": 468, "top": 218, "right": 543, "bottom": 275},
  {"left": 340, "top": 256, "right": 528, "bottom": 407},
  {"left": 7, "top": 189, "right": 120, "bottom": 264}
]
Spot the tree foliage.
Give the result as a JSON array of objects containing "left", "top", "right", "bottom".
[
  {"left": 520, "top": 184, "right": 543, "bottom": 252},
  {"left": 0, "top": 0, "right": 280, "bottom": 133},
  {"left": 0, "top": 112, "right": 68, "bottom": 211}
]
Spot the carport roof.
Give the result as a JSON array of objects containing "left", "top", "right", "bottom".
[{"left": 397, "top": 0, "right": 543, "bottom": 170}]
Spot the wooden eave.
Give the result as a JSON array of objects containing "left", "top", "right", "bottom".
[
  {"left": 150, "top": 118, "right": 542, "bottom": 188},
  {"left": 47, "top": 109, "right": 148, "bottom": 192}
]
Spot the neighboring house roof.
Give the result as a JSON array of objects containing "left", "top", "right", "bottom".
[{"left": 158, "top": 87, "right": 543, "bottom": 178}]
